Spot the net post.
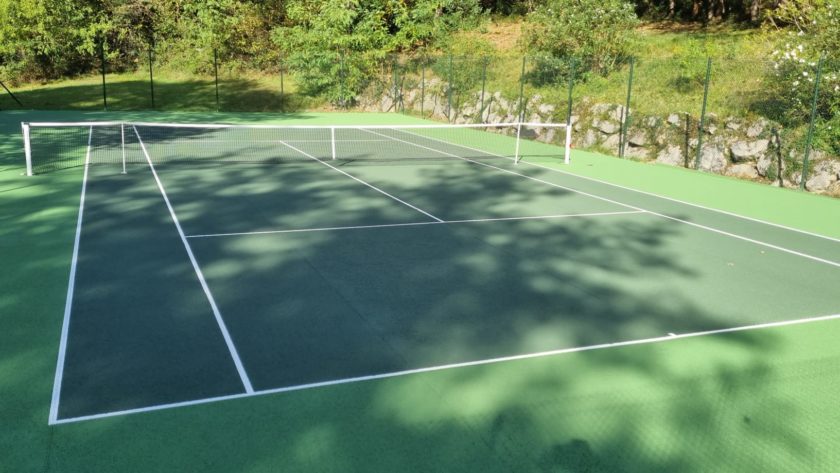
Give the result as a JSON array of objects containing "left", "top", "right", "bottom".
[
  {"left": 564, "top": 123, "right": 572, "bottom": 165},
  {"left": 514, "top": 122, "right": 523, "bottom": 164},
  {"left": 22, "top": 123, "right": 33, "bottom": 176},
  {"left": 331, "top": 126, "right": 337, "bottom": 160},
  {"left": 121, "top": 123, "right": 127, "bottom": 174}
]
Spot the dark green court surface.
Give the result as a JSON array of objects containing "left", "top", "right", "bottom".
[{"left": 48, "top": 123, "right": 840, "bottom": 423}]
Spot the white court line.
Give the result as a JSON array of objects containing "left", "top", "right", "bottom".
[
  {"left": 185, "top": 210, "right": 646, "bottom": 239},
  {"left": 160, "top": 139, "right": 388, "bottom": 144},
  {"left": 48, "top": 126, "right": 93, "bottom": 425},
  {"left": 133, "top": 126, "right": 255, "bottom": 395},
  {"left": 376, "top": 129, "right": 840, "bottom": 269},
  {"left": 275, "top": 138, "right": 444, "bottom": 223},
  {"left": 51, "top": 311, "right": 840, "bottom": 425},
  {"left": 391, "top": 127, "right": 840, "bottom": 245}
]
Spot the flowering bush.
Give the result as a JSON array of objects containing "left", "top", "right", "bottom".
[{"left": 768, "top": 1, "right": 839, "bottom": 153}]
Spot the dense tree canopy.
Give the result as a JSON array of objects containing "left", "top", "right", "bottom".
[{"left": 0, "top": 0, "right": 836, "bottom": 113}]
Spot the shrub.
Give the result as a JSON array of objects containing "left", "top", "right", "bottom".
[
  {"left": 522, "top": 0, "right": 639, "bottom": 84},
  {"left": 767, "top": 1, "right": 839, "bottom": 152}
]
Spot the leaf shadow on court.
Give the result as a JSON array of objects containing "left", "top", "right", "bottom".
[{"left": 2, "top": 120, "right": 838, "bottom": 472}]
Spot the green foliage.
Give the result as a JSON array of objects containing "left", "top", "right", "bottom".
[
  {"left": 273, "top": 0, "right": 483, "bottom": 106},
  {"left": 766, "top": 2, "right": 839, "bottom": 151},
  {"left": 522, "top": 0, "right": 639, "bottom": 84}
]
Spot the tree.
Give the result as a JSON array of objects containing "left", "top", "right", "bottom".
[
  {"left": 522, "top": 0, "right": 639, "bottom": 83},
  {"left": 273, "top": 0, "right": 483, "bottom": 105}
]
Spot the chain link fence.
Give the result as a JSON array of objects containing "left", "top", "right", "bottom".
[{"left": 2, "top": 44, "right": 837, "bottom": 193}]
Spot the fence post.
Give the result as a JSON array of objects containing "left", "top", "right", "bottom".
[
  {"left": 420, "top": 55, "right": 426, "bottom": 118},
  {"left": 339, "top": 51, "right": 346, "bottom": 109},
  {"left": 148, "top": 37, "right": 156, "bottom": 109},
  {"left": 279, "top": 53, "right": 285, "bottom": 112},
  {"left": 517, "top": 55, "right": 526, "bottom": 122},
  {"left": 0, "top": 80, "right": 23, "bottom": 107},
  {"left": 684, "top": 112, "right": 691, "bottom": 168},
  {"left": 479, "top": 56, "right": 488, "bottom": 123},
  {"left": 800, "top": 53, "right": 825, "bottom": 190},
  {"left": 566, "top": 58, "right": 575, "bottom": 126},
  {"left": 694, "top": 57, "right": 713, "bottom": 169},
  {"left": 213, "top": 48, "right": 220, "bottom": 111},
  {"left": 100, "top": 39, "right": 108, "bottom": 110},
  {"left": 392, "top": 55, "right": 399, "bottom": 113},
  {"left": 619, "top": 57, "right": 635, "bottom": 158},
  {"left": 447, "top": 53, "right": 453, "bottom": 122},
  {"left": 772, "top": 127, "right": 784, "bottom": 186}
]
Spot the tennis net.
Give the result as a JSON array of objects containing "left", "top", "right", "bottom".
[{"left": 22, "top": 121, "right": 571, "bottom": 175}]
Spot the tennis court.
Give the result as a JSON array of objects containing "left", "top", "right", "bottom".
[{"left": 25, "top": 120, "right": 840, "bottom": 425}]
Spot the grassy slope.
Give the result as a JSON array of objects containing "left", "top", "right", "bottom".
[{"left": 1, "top": 110, "right": 839, "bottom": 472}]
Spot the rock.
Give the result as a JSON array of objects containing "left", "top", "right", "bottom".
[
  {"left": 726, "top": 163, "right": 759, "bottom": 179},
  {"left": 539, "top": 127, "right": 557, "bottom": 144},
  {"left": 380, "top": 95, "right": 394, "bottom": 112},
  {"left": 667, "top": 113, "right": 683, "bottom": 126},
  {"left": 538, "top": 103, "right": 554, "bottom": 115},
  {"left": 812, "top": 159, "right": 840, "bottom": 177},
  {"left": 609, "top": 106, "right": 626, "bottom": 123},
  {"left": 746, "top": 118, "right": 767, "bottom": 138},
  {"left": 697, "top": 144, "right": 727, "bottom": 173},
  {"left": 595, "top": 119, "right": 620, "bottom": 135},
  {"left": 569, "top": 115, "right": 579, "bottom": 129},
  {"left": 627, "top": 130, "right": 647, "bottom": 147},
  {"left": 591, "top": 103, "right": 612, "bottom": 115},
  {"left": 827, "top": 181, "right": 840, "bottom": 196},
  {"left": 725, "top": 119, "right": 741, "bottom": 131},
  {"left": 756, "top": 154, "right": 776, "bottom": 177},
  {"left": 730, "top": 140, "right": 770, "bottom": 162},
  {"left": 806, "top": 172, "right": 834, "bottom": 192},
  {"left": 581, "top": 129, "right": 598, "bottom": 148},
  {"left": 705, "top": 124, "right": 717, "bottom": 135},
  {"left": 603, "top": 134, "right": 621, "bottom": 153},
  {"left": 644, "top": 116, "right": 659, "bottom": 128},
  {"left": 656, "top": 145, "right": 684, "bottom": 167},
  {"left": 624, "top": 146, "right": 649, "bottom": 160}
]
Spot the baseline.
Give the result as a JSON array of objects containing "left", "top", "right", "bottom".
[{"left": 52, "top": 311, "right": 840, "bottom": 425}]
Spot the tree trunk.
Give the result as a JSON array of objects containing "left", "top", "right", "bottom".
[{"left": 750, "top": 0, "right": 761, "bottom": 22}]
